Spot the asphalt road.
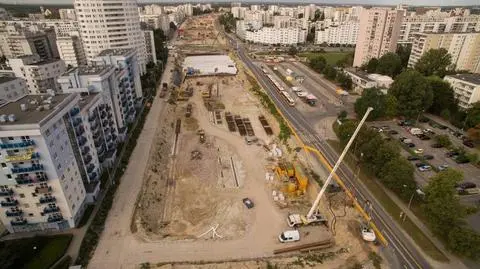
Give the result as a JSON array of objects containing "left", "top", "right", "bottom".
[{"left": 226, "top": 34, "right": 431, "bottom": 269}]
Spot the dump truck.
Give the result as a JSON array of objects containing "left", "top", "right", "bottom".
[{"left": 287, "top": 211, "right": 327, "bottom": 228}]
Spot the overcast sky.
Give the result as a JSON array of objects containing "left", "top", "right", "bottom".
[{"left": 0, "top": 0, "right": 478, "bottom": 6}]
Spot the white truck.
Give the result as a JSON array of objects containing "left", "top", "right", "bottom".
[
  {"left": 286, "top": 68, "right": 293, "bottom": 75},
  {"left": 409, "top": 128, "right": 423, "bottom": 135},
  {"left": 278, "top": 230, "right": 300, "bottom": 243},
  {"left": 287, "top": 212, "right": 328, "bottom": 228}
]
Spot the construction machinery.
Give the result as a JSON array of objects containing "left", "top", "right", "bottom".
[
  {"left": 287, "top": 210, "right": 327, "bottom": 228},
  {"left": 276, "top": 161, "right": 308, "bottom": 196}
]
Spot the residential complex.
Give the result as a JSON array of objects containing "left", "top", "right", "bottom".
[
  {"left": 315, "top": 20, "right": 359, "bottom": 45},
  {"left": 0, "top": 77, "right": 27, "bottom": 104},
  {"left": 444, "top": 74, "right": 480, "bottom": 109},
  {"left": 56, "top": 35, "right": 87, "bottom": 67},
  {"left": 74, "top": 0, "right": 147, "bottom": 73},
  {"left": 0, "top": 93, "right": 88, "bottom": 233},
  {"left": 143, "top": 30, "right": 157, "bottom": 64},
  {"left": 353, "top": 8, "right": 404, "bottom": 67},
  {"left": 244, "top": 27, "right": 307, "bottom": 45},
  {"left": 9, "top": 55, "right": 66, "bottom": 94},
  {"left": 408, "top": 32, "right": 480, "bottom": 73}
]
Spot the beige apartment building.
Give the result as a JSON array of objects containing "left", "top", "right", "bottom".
[
  {"left": 408, "top": 32, "right": 480, "bottom": 73},
  {"left": 353, "top": 8, "right": 404, "bottom": 67}
]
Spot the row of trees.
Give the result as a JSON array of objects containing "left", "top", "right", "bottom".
[
  {"left": 219, "top": 12, "right": 236, "bottom": 33},
  {"left": 335, "top": 120, "right": 480, "bottom": 259},
  {"left": 307, "top": 55, "right": 353, "bottom": 90},
  {"left": 361, "top": 44, "right": 411, "bottom": 78},
  {"left": 141, "top": 29, "right": 169, "bottom": 95}
]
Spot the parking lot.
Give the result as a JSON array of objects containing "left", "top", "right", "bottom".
[{"left": 370, "top": 120, "right": 480, "bottom": 189}]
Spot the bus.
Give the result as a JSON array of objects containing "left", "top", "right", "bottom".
[{"left": 281, "top": 91, "right": 296, "bottom": 106}]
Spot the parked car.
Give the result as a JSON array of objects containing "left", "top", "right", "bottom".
[
  {"left": 418, "top": 134, "right": 431, "bottom": 140},
  {"left": 463, "top": 140, "right": 475, "bottom": 148},
  {"left": 438, "top": 125, "right": 448, "bottom": 130},
  {"left": 399, "top": 137, "right": 408, "bottom": 142},
  {"left": 407, "top": 156, "right": 420, "bottom": 161},
  {"left": 456, "top": 182, "right": 477, "bottom": 190},
  {"left": 414, "top": 149, "right": 424, "bottom": 154},
  {"left": 388, "top": 130, "right": 398, "bottom": 135},
  {"left": 242, "top": 198, "right": 254, "bottom": 209},
  {"left": 418, "top": 165, "right": 432, "bottom": 172},
  {"left": 431, "top": 143, "right": 443, "bottom": 148},
  {"left": 423, "top": 155, "right": 434, "bottom": 160},
  {"left": 446, "top": 151, "right": 459, "bottom": 157},
  {"left": 415, "top": 163, "right": 428, "bottom": 167},
  {"left": 407, "top": 143, "right": 416, "bottom": 148},
  {"left": 381, "top": 126, "right": 390, "bottom": 130},
  {"left": 438, "top": 164, "right": 449, "bottom": 171}
]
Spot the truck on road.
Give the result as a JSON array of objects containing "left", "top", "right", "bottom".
[{"left": 286, "top": 68, "right": 293, "bottom": 75}]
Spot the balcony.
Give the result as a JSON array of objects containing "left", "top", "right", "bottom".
[
  {"left": 75, "top": 126, "right": 85, "bottom": 136},
  {"left": 100, "top": 111, "right": 107, "bottom": 119},
  {"left": 48, "top": 215, "right": 64, "bottom": 223},
  {"left": 107, "top": 112, "right": 113, "bottom": 119},
  {"left": 11, "top": 164, "right": 44, "bottom": 174},
  {"left": 81, "top": 146, "right": 90, "bottom": 156},
  {"left": 105, "top": 135, "right": 112, "bottom": 143},
  {"left": 109, "top": 120, "right": 115, "bottom": 126},
  {"left": 83, "top": 154, "right": 93, "bottom": 165},
  {"left": 0, "top": 140, "right": 35, "bottom": 149},
  {"left": 90, "top": 121, "right": 99, "bottom": 131},
  {"left": 70, "top": 107, "right": 80, "bottom": 117},
  {"left": 98, "top": 104, "right": 106, "bottom": 111},
  {"left": 94, "top": 138, "right": 104, "bottom": 148},
  {"left": 6, "top": 210, "right": 23, "bottom": 217},
  {"left": 106, "top": 105, "right": 111, "bottom": 111},
  {"left": 0, "top": 189, "right": 13, "bottom": 196},
  {"left": 77, "top": 136, "right": 87, "bottom": 147},
  {"left": 5, "top": 151, "right": 40, "bottom": 162},
  {"left": 97, "top": 145, "right": 106, "bottom": 156},
  {"left": 39, "top": 196, "right": 56, "bottom": 204},
  {"left": 86, "top": 164, "right": 95, "bottom": 174},
  {"left": 102, "top": 120, "right": 108, "bottom": 126},
  {"left": 1, "top": 200, "right": 18, "bottom": 207},
  {"left": 35, "top": 186, "right": 52, "bottom": 194},
  {"left": 88, "top": 172, "right": 98, "bottom": 181},
  {"left": 88, "top": 114, "right": 97, "bottom": 122},
  {"left": 43, "top": 206, "right": 60, "bottom": 214},
  {"left": 10, "top": 219, "right": 27, "bottom": 226}
]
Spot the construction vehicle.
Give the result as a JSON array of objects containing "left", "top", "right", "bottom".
[
  {"left": 197, "top": 129, "right": 205, "bottom": 143},
  {"left": 201, "top": 89, "right": 211, "bottom": 98},
  {"left": 276, "top": 161, "right": 308, "bottom": 195},
  {"left": 287, "top": 210, "right": 327, "bottom": 228},
  {"left": 361, "top": 200, "right": 376, "bottom": 242}
]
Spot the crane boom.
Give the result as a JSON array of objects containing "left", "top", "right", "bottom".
[{"left": 306, "top": 107, "right": 374, "bottom": 219}]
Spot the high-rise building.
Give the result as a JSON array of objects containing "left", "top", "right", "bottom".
[
  {"left": 408, "top": 32, "right": 480, "bottom": 74},
  {"left": 74, "top": 0, "right": 147, "bottom": 74},
  {"left": 92, "top": 49, "right": 142, "bottom": 127},
  {"left": 353, "top": 8, "right": 404, "bottom": 67},
  {"left": 9, "top": 55, "right": 66, "bottom": 94},
  {"left": 0, "top": 25, "right": 59, "bottom": 61},
  {"left": 444, "top": 74, "right": 480, "bottom": 110},
  {"left": 315, "top": 20, "right": 360, "bottom": 45},
  {"left": 56, "top": 36, "right": 87, "bottom": 68},
  {"left": 59, "top": 9, "right": 77, "bottom": 21},
  {"left": 0, "top": 93, "right": 88, "bottom": 233},
  {"left": 0, "top": 77, "right": 27, "bottom": 105},
  {"left": 143, "top": 30, "right": 157, "bottom": 64},
  {"left": 245, "top": 27, "right": 307, "bottom": 45}
]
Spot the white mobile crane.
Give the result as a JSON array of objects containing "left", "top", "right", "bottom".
[{"left": 287, "top": 107, "right": 374, "bottom": 231}]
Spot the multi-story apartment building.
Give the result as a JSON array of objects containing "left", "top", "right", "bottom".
[
  {"left": 353, "top": 8, "right": 404, "bottom": 67},
  {"left": 0, "top": 93, "right": 88, "bottom": 233},
  {"left": 143, "top": 30, "right": 157, "bottom": 64},
  {"left": 245, "top": 27, "right": 307, "bottom": 45},
  {"left": 56, "top": 36, "right": 87, "bottom": 68},
  {"left": 92, "top": 49, "right": 141, "bottom": 127},
  {"left": 399, "top": 14, "right": 480, "bottom": 44},
  {"left": 315, "top": 20, "right": 359, "bottom": 45},
  {"left": 408, "top": 32, "right": 480, "bottom": 73},
  {"left": 140, "top": 14, "right": 170, "bottom": 34},
  {"left": 444, "top": 74, "right": 480, "bottom": 110},
  {"left": 0, "top": 25, "right": 59, "bottom": 61},
  {"left": 74, "top": 0, "right": 147, "bottom": 74},
  {"left": 9, "top": 55, "right": 66, "bottom": 94},
  {"left": 0, "top": 20, "right": 80, "bottom": 38},
  {"left": 231, "top": 7, "right": 247, "bottom": 19},
  {"left": 0, "top": 77, "right": 27, "bottom": 105},
  {"left": 59, "top": 9, "right": 77, "bottom": 21}
]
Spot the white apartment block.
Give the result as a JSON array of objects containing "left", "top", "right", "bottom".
[
  {"left": 143, "top": 30, "right": 157, "bottom": 64},
  {"left": 92, "top": 49, "right": 142, "bottom": 126},
  {"left": 59, "top": 9, "right": 77, "bottom": 21},
  {"left": 245, "top": 27, "right": 306, "bottom": 45},
  {"left": 56, "top": 36, "right": 87, "bottom": 68},
  {"left": 353, "top": 8, "right": 404, "bottom": 67},
  {"left": 315, "top": 20, "right": 359, "bottom": 45},
  {"left": 444, "top": 74, "right": 480, "bottom": 110},
  {"left": 408, "top": 32, "right": 480, "bottom": 73},
  {"left": 143, "top": 4, "right": 164, "bottom": 15},
  {"left": 0, "top": 20, "right": 80, "bottom": 38},
  {"left": 231, "top": 7, "right": 247, "bottom": 19},
  {"left": 9, "top": 55, "right": 66, "bottom": 94},
  {"left": 0, "top": 93, "right": 88, "bottom": 233},
  {"left": 399, "top": 15, "right": 480, "bottom": 44},
  {"left": 0, "top": 77, "right": 27, "bottom": 105},
  {"left": 74, "top": 0, "right": 147, "bottom": 74}
]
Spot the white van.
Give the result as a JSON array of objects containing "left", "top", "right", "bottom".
[{"left": 278, "top": 230, "right": 300, "bottom": 243}]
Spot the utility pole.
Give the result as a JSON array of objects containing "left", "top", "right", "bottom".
[{"left": 307, "top": 107, "right": 374, "bottom": 219}]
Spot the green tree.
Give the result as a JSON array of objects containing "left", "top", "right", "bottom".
[
  {"left": 378, "top": 157, "right": 416, "bottom": 200},
  {"left": 309, "top": 56, "right": 327, "bottom": 73},
  {"left": 288, "top": 46, "right": 298, "bottom": 56},
  {"left": 422, "top": 169, "right": 466, "bottom": 235},
  {"left": 447, "top": 227, "right": 480, "bottom": 260},
  {"left": 464, "top": 102, "right": 480, "bottom": 130},
  {"left": 371, "top": 142, "right": 400, "bottom": 175},
  {"left": 337, "top": 52, "right": 354, "bottom": 67},
  {"left": 384, "top": 95, "right": 398, "bottom": 118},
  {"left": 467, "top": 124, "right": 480, "bottom": 144},
  {"left": 415, "top": 48, "right": 452, "bottom": 77},
  {"left": 354, "top": 88, "right": 387, "bottom": 120},
  {"left": 389, "top": 70, "right": 433, "bottom": 119},
  {"left": 219, "top": 12, "right": 236, "bottom": 33},
  {"left": 396, "top": 44, "right": 412, "bottom": 69},
  {"left": 427, "top": 76, "right": 457, "bottom": 117},
  {"left": 306, "top": 27, "right": 315, "bottom": 43},
  {"left": 336, "top": 120, "right": 357, "bottom": 145},
  {"left": 323, "top": 65, "right": 337, "bottom": 80},
  {"left": 363, "top": 58, "right": 379, "bottom": 73},
  {"left": 336, "top": 72, "right": 353, "bottom": 91},
  {"left": 434, "top": 134, "right": 452, "bottom": 148},
  {"left": 376, "top": 52, "right": 403, "bottom": 77},
  {"left": 338, "top": 110, "right": 348, "bottom": 121},
  {"left": 312, "top": 10, "right": 323, "bottom": 21}
]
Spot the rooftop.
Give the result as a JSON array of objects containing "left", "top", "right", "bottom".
[
  {"left": 0, "top": 76, "right": 18, "bottom": 84},
  {"left": 97, "top": 48, "right": 133, "bottom": 57},
  {"left": 0, "top": 94, "right": 75, "bottom": 126},
  {"left": 78, "top": 93, "right": 99, "bottom": 110},
  {"left": 447, "top": 73, "right": 480, "bottom": 85},
  {"left": 65, "top": 65, "right": 113, "bottom": 76},
  {"left": 345, "top": 68, "right": 374, "bottom": 82}
]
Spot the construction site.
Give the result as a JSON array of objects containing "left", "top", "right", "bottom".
[{"left": 130, "top": 13, "right": 382, "bottom": 268}]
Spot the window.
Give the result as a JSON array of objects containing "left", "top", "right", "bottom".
[
  {"left": 29, "top": 213, "right": 34, "bottom": 217},
  {"left": 6, "top": 175, "right": 11, "bottom": 179},
  {"left": 19, "top": 193, "right": 25, "bottom": 198},
  {"left": 8, "top": 137, "right": 13, "bottom": 140}
]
